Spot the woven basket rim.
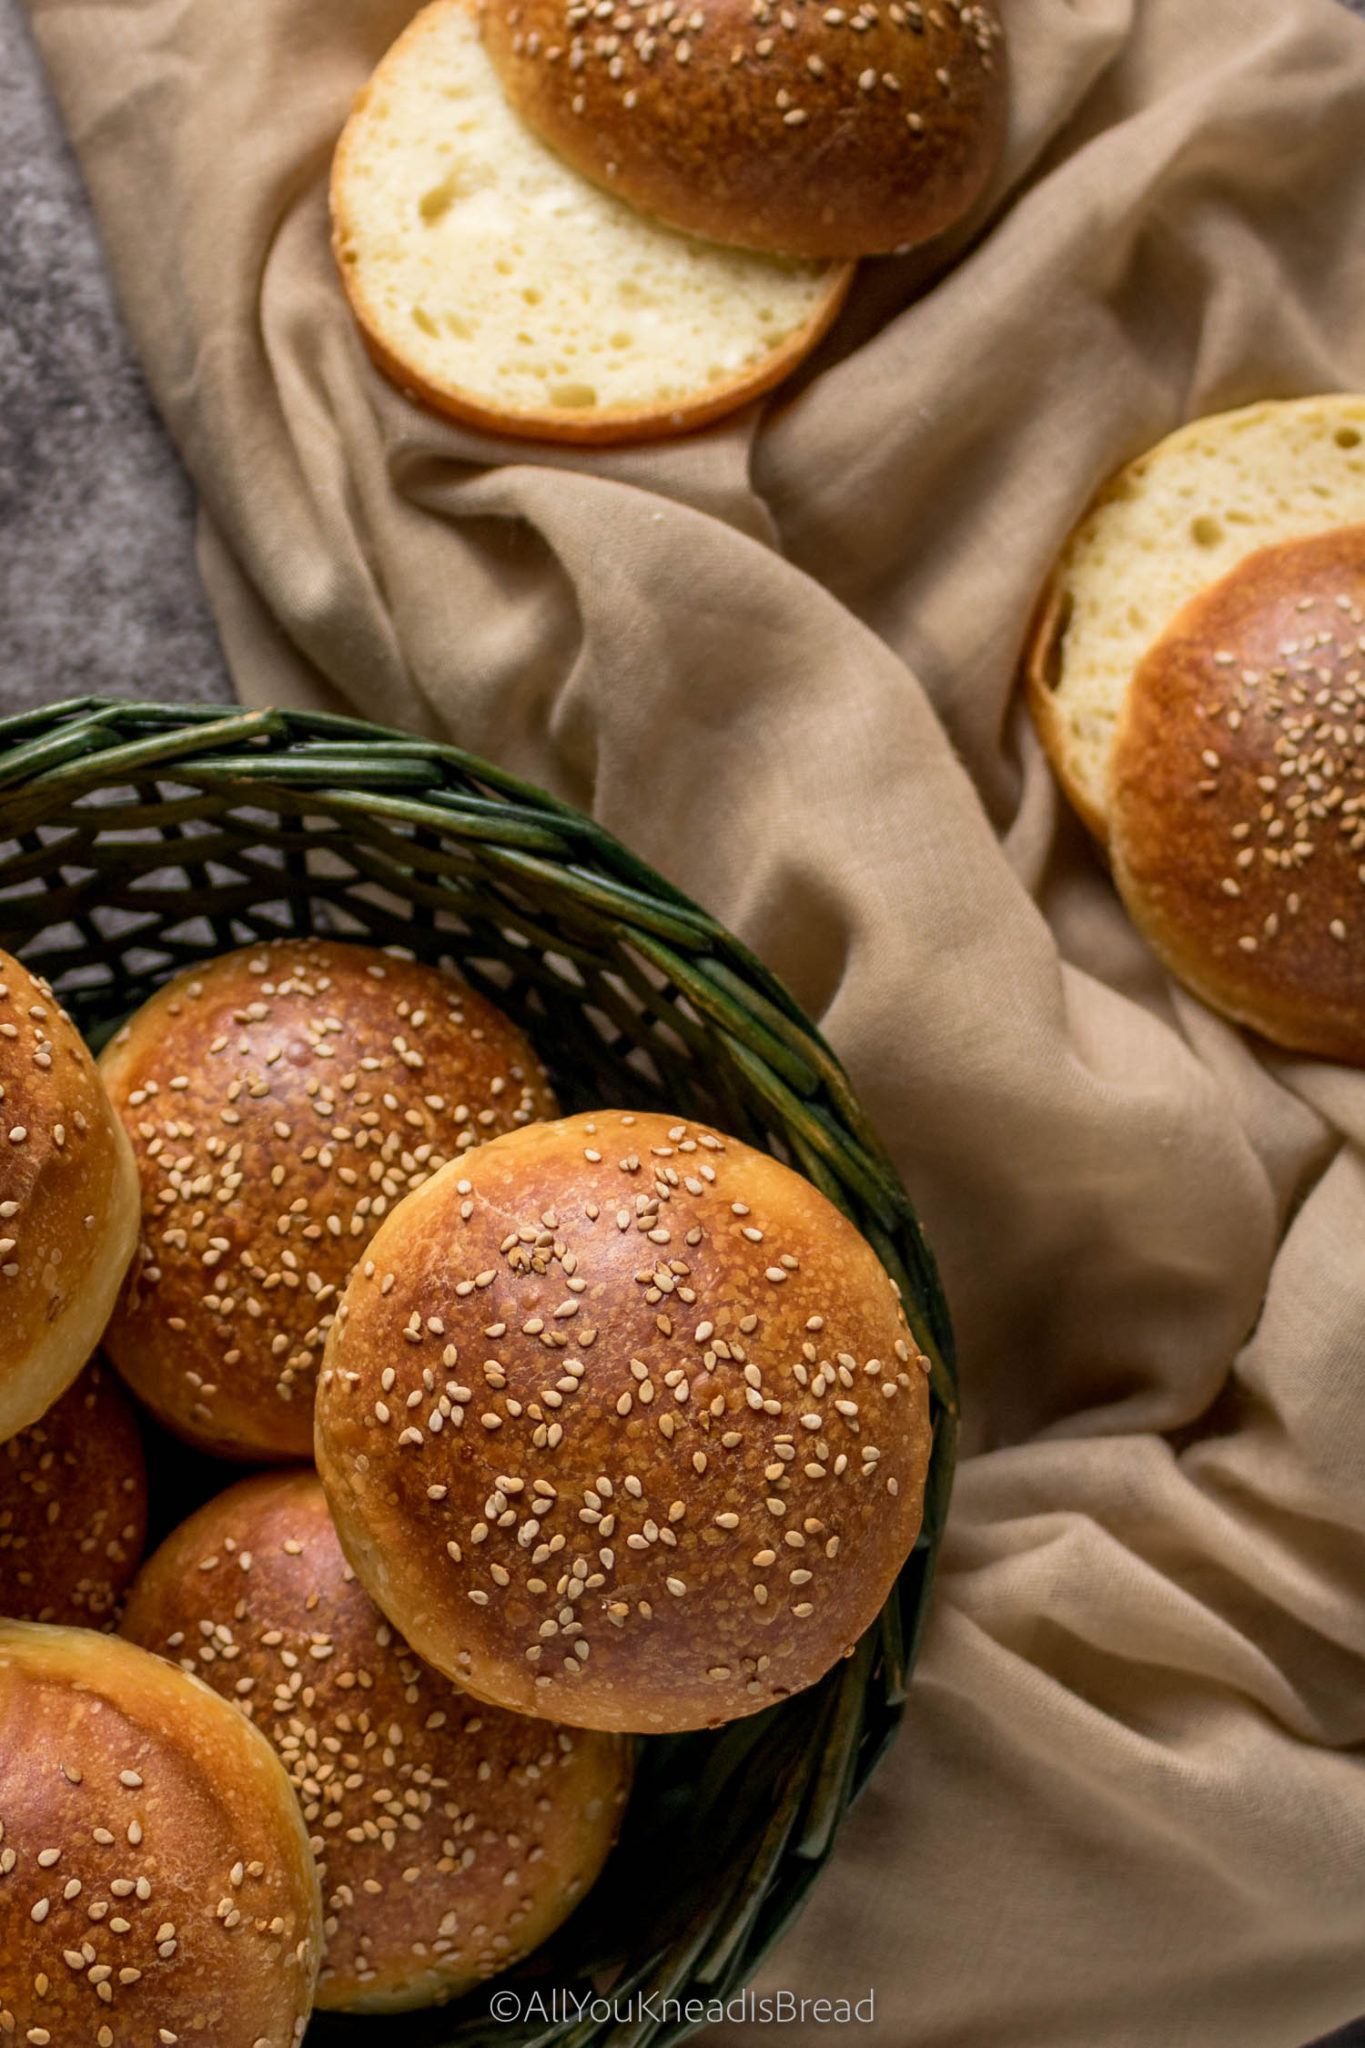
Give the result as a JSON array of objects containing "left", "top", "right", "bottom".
[{"left": 0, "top": 694, "right": 958, "bottom": 2048}]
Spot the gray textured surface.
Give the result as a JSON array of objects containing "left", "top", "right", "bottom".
[{"left": 0, "top": 0, "right": 231, "bottom": 716}]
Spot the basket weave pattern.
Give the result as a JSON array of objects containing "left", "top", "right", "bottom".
[{"left": 0, "top": 698, "right": 957, "bottom": 2048}]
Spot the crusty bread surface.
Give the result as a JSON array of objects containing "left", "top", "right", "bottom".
[
  {"left": 0, "top": 950, "right": 139, "bottom": 1444},
  {"left": 0, "top": 1360, "right": 147, "bottom": 1629},
  {"left": 482, "top": 0, "right": 1007, "bottom": 259},
  {"left": 315, "top": 1110, "right": 932, "bottom": 1734},
  {"left": 1109, "top": 527, "right": 1365, "bottom": 1064},
  {"left": 122, "top": 1469, "right": 631, "bottom": 2014},
  {"left": 330, "top": 0, "right": 851, "bottom": 442},
  {"left": 0, "top": 1620, "right": 321, "bottom": 2047},
  {"left": 1026, "top": 396, "right": 1365, "bottom": 838},
  {"left": 100, "top": 938, "right": 557, "bottom": 1461}
]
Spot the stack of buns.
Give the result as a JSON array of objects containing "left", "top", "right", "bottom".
[
  {"left": 1027, "top": 394, "right": 1365, "bottom": 1062},
  {"left": 330, "top": 0, "right": 1007, "bottom": 441},
  {"left": 121, "top": 1470, "right": 631, "bottom": 2012},
  {"left": 0, "top": 929, "right": 933, "bottom": 2031}
]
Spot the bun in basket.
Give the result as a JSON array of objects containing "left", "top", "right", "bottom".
[
  {"left": 122, "top": 1469, "right": 631, "bottom": 2013},
  {"left": 1108, "top": 527, "right": 1365, "bottom": 1064},
  {"left": 99, "top": 939, "right": 557, "bottom": 1461},
  {"left": 1026, "top": 395, "right": 1365, "bottom": 838},
  {"left": 483, "top": 0, "right": 1007, "bottom": 259},
  {"left": 330, "top": 0, "right": 851, "bottom": 444},
  {"left": 0, "top": 1360, "right": 147, "bottom": 1628},
  {"left": 0, "top": 1619, "right": 321, "bottom": 2047},
  {"left": 315, "top": 1110, "right": 932, "bottom": 1734},
  {"left": 0, "top": 949, "right": 139, "bottom": 1444}
]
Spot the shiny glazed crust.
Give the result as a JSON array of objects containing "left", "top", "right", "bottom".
[
  {"left": 1109, "top": 528, "right": 1365, "bottom": 1063},
  {"left": 0, "top": 1361, "right": 147, "bottom": 1628},
  {"left": 0, "top": 1620, "right": 321, "bottom": 2046},
  {"left": 122, "top": 1470, "right": 631, "bottom": 2013},
  {"left": 99, "top": 939, "right": 558, "bottom": 1460},
  {"left": 316, "top": 1111, "right": 932, "bottom": 1733},
  {"left": 0, "top": 950, "right": 139, "bottom": 1443},
  {"left": 482, "top": 0, "right": 1007, "bottom": 259}
]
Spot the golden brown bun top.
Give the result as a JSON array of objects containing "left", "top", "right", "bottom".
[
  {"left": 0, "top": 1620, "right": 321, "bottom": 2047},
  {"left": 122, "top": 1469, "right": 630, "bottom": 2016},
  {"left": 0, "top": 1360, "right": 147, "bottom": 1630},
  {"left": 1109, "top": 527, "right": 1365, "bottom": 1064},
  {"left": 99, "top": 938, "right": 558, "bottom": 1461},
  {"left": 316, "top": 1110, "right": 931, "bottom": 1733},
  {"left": 0, "top": 950, "right": 139, "bottom": 1443},
  {"left": 481, "top": 0, "right": 1007, "bottom": 258}
]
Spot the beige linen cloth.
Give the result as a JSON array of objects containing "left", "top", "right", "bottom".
[{"left": 22, "top": 0, "right": 1365, "bottom": 2038}]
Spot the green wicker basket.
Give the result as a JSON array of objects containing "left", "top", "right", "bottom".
[{"left": 0, "top": 697, "right": 957, "bottom": 2048}]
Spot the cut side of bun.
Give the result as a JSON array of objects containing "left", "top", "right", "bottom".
[
  {"left": 1026, "top": 396, "right": 1365, "bottom": 838},
  {"left": 330, "top": 0, "right": 851, "bottom": 443}
]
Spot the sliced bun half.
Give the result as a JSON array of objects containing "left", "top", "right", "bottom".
[
  {"left": 330, "top": 0, "right": 852, "bottom": 444},
  {"left": 1026, "top": 395, "right": 1365, "bottom": 839}
]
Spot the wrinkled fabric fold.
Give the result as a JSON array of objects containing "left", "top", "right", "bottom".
[{"left": 21, "top": 0, "right": 1365, "bottom": 2036}]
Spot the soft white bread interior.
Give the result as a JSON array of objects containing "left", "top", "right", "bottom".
[
  {"left": 330, "top": 0, "right": 851, "bottom": 443},
  {"left": 1026, "top": 396, "right": 1365, "bottom": 837}
]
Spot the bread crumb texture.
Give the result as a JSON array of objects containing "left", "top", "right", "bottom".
[
  {"left": 331, "top": 0, "right": 840, "bottom": 425},
  {"left": 1031, "top": 396, "right": 1365, "bottom": 835}
]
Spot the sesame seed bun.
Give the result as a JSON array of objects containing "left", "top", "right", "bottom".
[
  {"left": 483, "top": 0, "right": 1007, "bottom": 259},
  {"left": 99, "top": 939, "right": 558, "bottom": 1462},
  {"left": 0, "top": 1361, "right": 148, "bottom": 1630},
  {"left": 0, "top": 1620, "right": 321, "bottom": 2047},
  {"left": 121, "top": 1469, "right": 631, "bottom": 2014},
  {"left": 330, "top": 0, "right": 852, "bottom": 445},
  {"left": 1025, "top": 395, "right": 1365, "bottom": 840},
  {"left": 314, "top": 1110, "right": 932, "bottom": 1734},
  {"left": 1108, "top": 527, "right": 1365, "bottom": 1063},
  {"left": 0, "top": 951, "right": 139, "bottom": 1446}
]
